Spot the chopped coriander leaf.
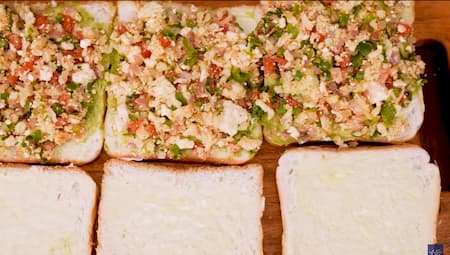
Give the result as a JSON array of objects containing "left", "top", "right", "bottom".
[
  {"left": 286, "top": 23, "right": 299, "bottom": 38},
  {"left": 251, "top": 105, "right": 265, "bottom": 120},
  {"left": 356, "top": 41, "right": 375, "bottom": 56},
  {"left": 0, "top": 92, "right": 9, "bottom": 100},
  {"left": 162, "top": 28, "right": 176, "bottom": 39},
  {"left": 362, "top": 12, "right": 375, "bottom": 26},
  {"left": 351, "top": 54, "right": 362, "bottom": 68},
  {"left": 292, "top": 3, "right": 301, "bottom": 16},
  {"left": 267, "top": 8, "right": 283, "bottom": 17},
  {"left": 26, "top": 130, "right": 42, "bottom": 143},
  {"left": 66, "top": 82, "right": 80, "bottom": 91},
  {"left": 337, "top": 13, "right": 348, "bottom": 28},
  {"left": 354, "top": 70, "right": 364, "bottom": 80},
  {"left": 194, "top": 100, "right": 205, "bottom": 107},
  {"left": 164, "top": 118, "right": 173, "bottom": 127},
  {"left": 352, "top": 4, "right": 362, "bottom": 16},
  {"left": 186, "top": 19, "right": 197, "bottom": 28},
  {"left": 294, "top": 70, "right": 304, "bottom": 81},
  {"left": 231, "top": 66, "right": 251, "bottom": 84},
  {"left": 248, "top": 33, "right": 262, "bottom": 50},
  {"left": 0, "top": 38, "right": 8, "bottom": 48},
  {"left": 52, "top": 103, "right": 65, "bottom": 115},
  {"left": 175, "top": 91, "right": 188, "bottom": 106},
  {"left": 7, "top": 123, "right": 15, "bottom": 131},
  {"left": 272, "top": 26, "right": 283, "bottom": 39},
  {"left": 276, "top": 48, "right": 285, "bottom": 57},
  {"left": 275, "top": 101, "right": 287, "bottom": 115},
  {"left": 128, "top": 114, "right": 137, "bottom": 121}
]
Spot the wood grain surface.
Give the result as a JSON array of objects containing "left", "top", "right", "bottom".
[{"left": 80, "top": 2, "right": 450, "bottom": 254}]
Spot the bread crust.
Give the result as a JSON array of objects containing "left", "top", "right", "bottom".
[{"left": 98, "top": 159, "right": 265, "bottom": 255}]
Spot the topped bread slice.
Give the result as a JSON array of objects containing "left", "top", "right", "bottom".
[
  {"left": 0, "top": 2, "right": 115, "bottom": 164},
  {"left": 253, "top": 1, "right": 425, "bottom": 146},
  {"left": 104, "top": 2, "right": 263, "bottom": 164}
]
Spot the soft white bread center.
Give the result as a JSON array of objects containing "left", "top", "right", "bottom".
[
  {"left": 97, "top": 161, "right": 264, "bottom": 255},
  {"left": 277, "top": 147, "right": 440, "bottom": 255},
  {"left": 0, "top": 166, "right": 96, "bottom": 255}
]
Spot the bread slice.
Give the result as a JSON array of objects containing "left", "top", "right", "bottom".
[
  {"left": 254, "top": 1, "right": 425, "bottom": 146},
  {"left": 0, "top": 2, "right": 115, "bottom": 164},
  {"left": 0, "top": 164, "right": 97, "bottom": 255},
  {"left": 104, "top": 2, "right": 263, "bottom": 164},
  {"left": 97, "top": 159, "right": 265, "bottom": 255},
  {"left": 277, "top": 144, "right": 440, "bottom": 255}
]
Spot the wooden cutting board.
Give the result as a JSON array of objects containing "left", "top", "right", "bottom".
[{"left": 82, "top": 2, "right": 450, "bottom": 254}]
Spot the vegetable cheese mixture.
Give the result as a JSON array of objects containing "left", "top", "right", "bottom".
[
  {"left": 104, "top": 2, "right": 263, "bottom": 162},
  {"left": 0, "top": 2, "right": 111, "bottom": 162},
  {"left": 253, "top": 1, "right": 425, "bottom": 146}
]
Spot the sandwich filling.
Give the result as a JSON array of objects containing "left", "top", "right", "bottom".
[
  {"left": 254, "top": 1, "right": 425, "bottom": 145},
  {"left": 105, "top": 3, "right": 262, "bottom": 160},
  {"left": 0, "top": 2, "right": 108, "bottom": 162}
]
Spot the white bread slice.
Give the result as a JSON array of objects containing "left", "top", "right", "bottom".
[
  {"left": 258, "top": 1, "right": 425, "bottom": 146},
  {"left": 277, "top": 145, "right": 440, "bottom": 255},
  {"left": 0, "top": 2, "right": 115, "bottom": 165},
  {"left": 104, "top": 2, "right": 263, "bottom": 164},
  {"left": 0, "top": 164, "right": 97, "bottom": 255},
  {"left": 97, "top": 159, "right": 265, "bottom": 255}
]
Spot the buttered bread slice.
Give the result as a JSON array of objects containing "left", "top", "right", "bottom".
[
  {"left": 277, "top": 145, "right": 440, "bottom": 255},
  {"left": 97, "top": 159, "right": 264, "bottom": 255},
  {"left": 0, "top": 164, "right": 97, "bottom": 255}
]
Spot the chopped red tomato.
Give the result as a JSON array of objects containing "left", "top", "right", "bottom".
[
  {"left": 127, "top": 120, "right": 142, "bottom": 133},
  {"left": 58, "top": 93, "right": 70, "bottom": 106},
  {"left": 7, "top": 73, "right": 19, "bottom": 84},
  {"left": 55, "top": 117, "right": 67, "bottom": 128},
  {"left": 117, "top": 23, "right": 128, "bottom": 35},
  {"left": 266, "top": 101, "right": 279, "bottom": 109},
  {"left": 73, "top": 31, "right": 83, "bottom": 40},
  {"left": 34, "top": 15, "right": 49, "bottom": 27},
  {"left": 263, "top": 56, "right": 287, "bottom": 74},
  {"left": 49, "top": 72, "right": 59, "bottom": 85},
  {"left": 209, "top": 64, "right": 222, "bottom": 79},
  {"left": 8, "top": 33, "right": 22, "bottom": 50},
  {"left": 249, "top": 89, "right": 260, "bottom": 101},
  {"left": 317, "top": 33, "right": 326, "bottom": 42},
  {"left": 64, "top": 48, "right": 83, "bottom": 62},
  {"left": 146, "top": 123, "right": 157, "bottom": 137},
  {"left": 338, "top": 53, "right": 350, "bottom": 69},
  {"left": 18, "top": 61, "right": 34, "bottom": 73},
  {"left": 136, "top": 41, "right": 152, "bottom": 58},
  {"left": 286, "top": 96, "right": 302, "bottom": 108},
  {"left": 62, "top": 15, "right": 75, "bottom": 34},
  {"left": 158, "top": 33, "right": 171, "bottom": 48},
  {"left": 385, "top": 75, "right": 394, "bottom": 89}
]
